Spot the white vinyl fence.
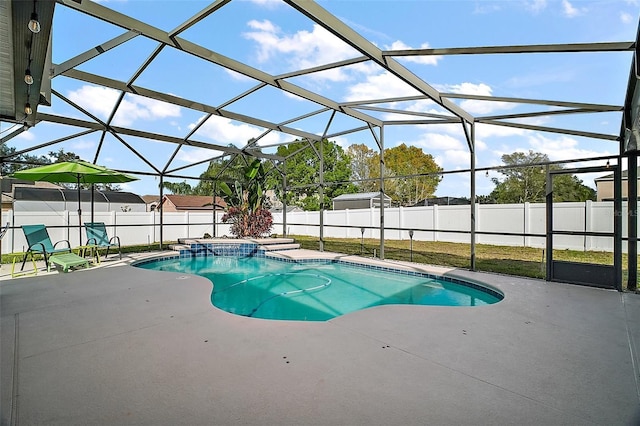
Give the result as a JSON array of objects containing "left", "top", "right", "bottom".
[
  {"left": 1, "top": 201, "right": 635, "bottom": 255},
  {"left": 272, "top": 201, "right": 632, "bottom": 253}
]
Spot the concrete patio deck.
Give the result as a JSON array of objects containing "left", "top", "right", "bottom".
[{"left": 1, "top": 250, "right": 639, "bottom": 425}]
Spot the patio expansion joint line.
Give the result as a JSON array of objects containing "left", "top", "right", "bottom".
[
  {"left": 10, "top": 313, "right": 20, "bottom": 426},
  {"left": 328, "top": 321, "right": 602, "bottom": 426},
  {"left": 21, "top": 322, "right": 166, "bottom": 361},
  {"left": 621, "top": 292, "right": 640, "bottom": 403}
]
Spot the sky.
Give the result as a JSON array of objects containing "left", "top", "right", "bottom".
[{"left": 2, "top": 0, "right": 639, "bottom": 198}]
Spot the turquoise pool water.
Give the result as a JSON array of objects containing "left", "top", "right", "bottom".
[{"left": 137, "top": 256, "right": 502, "bottom": 321}]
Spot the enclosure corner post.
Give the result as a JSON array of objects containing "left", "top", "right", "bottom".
[
  {"left": 379, "top": 125, "right": 385, "bottom": 260},
  {"left": 545, "top": 165, "right": 553, "bottom": 282},
  {"left": 159, "top": 175, "right": 164, "bottom": 251},
  {"left": 282, "top": 171, "right": 287, "bottom": 237},
  {"left": 469, "top": 123, "right": 476, "bottom": 271},
  {"left": 627, "top": 153, "right": 637, "bottom": 291}
]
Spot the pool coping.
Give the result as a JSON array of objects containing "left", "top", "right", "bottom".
[{"left": 133, "top": 241, "right": 504, "bottom": 301}]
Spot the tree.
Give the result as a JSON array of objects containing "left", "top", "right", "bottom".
[
  {"left": 271, "top": 139, "right": 357, "bottom": 211},
  {"left": 195, "top": 151, "right": 258, "bottom": 196},
  {"left": 489, "top": 150, "right": 596, "bottom": 203},
  {"left": 1, "top": 146, "right": 121, "bottom": 190},
  {"left": 0, "top": 144, "right": 49, "bottom": 175},
  {"left": 162, "top": 181, "right": 196, "bottom": 195},
  {"left": 49, "top": 148, "right": 80, "bottom": 163},
  {"left": 346, "top": 143, "right": 377, "bottom": 192},
  {"left": 359, "top": 143, "right": 442, "bottom": 206},
  {"left": 50, "top": 149, "right": 122, "bottom": 191}
]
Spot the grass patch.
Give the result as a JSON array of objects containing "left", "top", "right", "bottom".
[
  {"left": 290, "top": 235, "right": 637, "bottom": 287},
  {"left": 1, "top": 242, "right": 176, "bottom": 265}
]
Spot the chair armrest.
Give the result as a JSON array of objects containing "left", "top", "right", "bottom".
[
  {"left": 86, "top": 237, "right": 97, "bottom": 246},
  {"left": 109, "top": 236, "right": 121, "bottom": 246},
  {"left": 53, "top": 240, "right": 72, "bottom": 251}
]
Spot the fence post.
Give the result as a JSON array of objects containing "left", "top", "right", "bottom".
[
  {"left": 185, "top": 211, "right": 190, "bottom": 239},
  {"left": 152, "top": 210, "right": 156, "bottom": 243},
  {"left": 584, "top": 200, "right": 592, "bottom": 251},
  {"left": 475, "top": 203, "right": 480, "bottom": 245},
  {"left": 345, "top": 209, "right": 350, "bottom": 238},
  {"left": 523, "top": 202, "right": 529, "bottom": 247},
  {"left": 111, "top": 210, "right": 116, "bottom": 246},
  {"left": 433, "top": 204, "right": 439, "bottom": 242},
  {"left": 65, "top": 210, "right": 70, "bottom": 245},
  {"left": 370, "top": 206, "right": 374, "bottom": 239}
]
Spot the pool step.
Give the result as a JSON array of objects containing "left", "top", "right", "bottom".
[
  {"left": 258, "top": 242, "right": 301, "bottom": 251},
  {"left": 171, "top": 238, "right": 299, "bottom": 253}
]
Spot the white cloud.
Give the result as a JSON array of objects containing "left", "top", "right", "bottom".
[
  {"left": 561, "top": 0, "right": 584, "bottom": 17},
  {"left": 524, "top": 0, "right": 547, "bottom": 13},
  {"left": 191, "top": 115, "right": 282, "bottom": 147},
  {"left": 438, "top": 82, "right": 516, "bottom": 115},
  {"left": 67, "top": 85, "right": 181, "bottom": 126},
  {"left": 490, "top": 133, "right": 612, "bottom": 169},
  {"left": 331, "top": 136, "right": 351, "bottom": 149},
  {"left": 620, "top": 12, "right": 634, "bottom": 23},
  {"left": 345, "top": 71, "right": 421, "bottom": 102},
  {"left": 411, "top": 133, "right": 466, "bottom": 151},
  {"left": 475, "top": 122, "right": 528, "bottom": 139},
  {"left": 474, "top": 3, "right": 502, "bottom": 14},
  {"left": 243, "top": 20, "right": 359, "bottom": 80},
  {"left": 386, "top": 41, "right": 441, "bottom": 66},
  {"left": 224, "top": 69, "right": 255, "bottom": 82},
  {"left": 16, "top": 128, "right": 35, "bottom": 141},
  {"left": 444, "top": 149, "right": 471, "bottom": 166},
  {"left": 246, "top": 0, "right": 281, "bottom": 8},
  {"left": 339, "top": 17, "right": 392, "bottom": 41},
  {"left": 176, "top": 147, "right": 223, "bottom": 164},
  {"left": 71, "top": 140, "right": 96, "bottom": 151},
  {"left": 527, "top": 133, "right": 611, "bottom": 160}
]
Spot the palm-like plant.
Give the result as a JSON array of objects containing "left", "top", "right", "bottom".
[{"left": 219, "top": 159, "right": 273, "bottom": 238}]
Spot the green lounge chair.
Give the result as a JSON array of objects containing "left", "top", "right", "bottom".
[
  {"left": 21, "top": 224, "right": 72, "bottom": 271},
  {"left": 85, "top": 222, "right": 121, "bottom": 260}
]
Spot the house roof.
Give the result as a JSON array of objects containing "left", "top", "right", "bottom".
[
  {"left": 162, "top": 194, "right": 227, "bottom": 210},
  {"left": 12, "top": 187, "right": 146, "bottom": 204},
  {"left": 141, "top": 195, "right": 160, "bottom": 204},
  {"left": 332, "top": 192, "right": 391, "bottom": 201},
  {"left": 594, "top": 167, "right": 640, "bottom": 182},
  {"left": 1, "top": 177, "right": 62, "bottom": 193},
  {"left": 411, "top": 196, "right": 470, "bottom": 206}
]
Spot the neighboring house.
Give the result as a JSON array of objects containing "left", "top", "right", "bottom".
[
  {"left": 269, "top": 205, "right": 303, "bottom": 214},
  {"left": 141, "top": 195, "right": 160, "bottom": 212},
  {"left": 160, "top": 194, "right": 227, "bottom": 212},
  {"left": 332, "top": 192, "right": 392, "bottom": 210},
  {"left": 594, "top": 167, "right": 640, "bottom": 201},
  {"left": 11, "top": 186, "right": 147, "bottom": 213},
  {"left": 1, "top": 178, "right": 62, "bottom": 212},
  {"left": 411, "top": 196, "right": 470, "bottom": 207}
]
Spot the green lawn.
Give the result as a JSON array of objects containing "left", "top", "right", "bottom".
[
  {"left": 290, "top": 235, "right": 638, "bottom": 289},
  {"left": 4, "top": 236, "right": 636, "bottom": 290}
]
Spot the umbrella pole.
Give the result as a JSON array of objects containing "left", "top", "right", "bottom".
[
  {"left": 91, "top": 184, "right": 94, "bottom": 223},
  {"left": 77, "top": 175, "right": 82, "bottom": 246}
]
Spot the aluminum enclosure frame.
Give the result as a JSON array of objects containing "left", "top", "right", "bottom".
[{"left": 0, "top": 0, "right": 637, "bottom": 289}]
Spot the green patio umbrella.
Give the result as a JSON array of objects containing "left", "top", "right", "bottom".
[{"left": 11, "top": 160, "right": 138, "bottom": 244}]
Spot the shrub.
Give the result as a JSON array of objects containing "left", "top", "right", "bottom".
[{"left": 222, "top": 206, "right": 273, "bottom": 238}]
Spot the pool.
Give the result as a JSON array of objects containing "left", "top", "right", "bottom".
[{"left": 136, "top": 254, "right": 503, "bottom": 321}]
